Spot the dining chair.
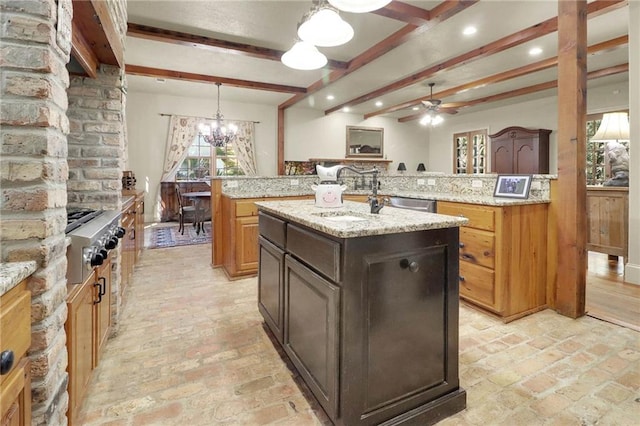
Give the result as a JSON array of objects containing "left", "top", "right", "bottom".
[{"left": 174, "top": 184, "right": 197, "bottom": 235}]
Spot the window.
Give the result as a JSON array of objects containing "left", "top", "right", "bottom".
[
  {"left": 215, "top": 140, "right": 244, "bottom": 176},
  {"left": 176, "top": 134, "right": 211, "bottom": 181},
  {"left": 586, "top": 112, "right": 629, "bottom": 185},
  {"left": 453, "top": 129, "right": 487, "bottom": 174}
]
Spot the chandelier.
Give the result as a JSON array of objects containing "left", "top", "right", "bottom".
[{"left": 200, "top": 83, "right": 237, "bottom": 147}]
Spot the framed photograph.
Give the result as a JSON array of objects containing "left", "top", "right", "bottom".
[{"left": 493, "top": 175, "right": 532, "bottom": 199}]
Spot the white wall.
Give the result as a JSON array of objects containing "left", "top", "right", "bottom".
[
  {"left": 426, "top": 81, "right": 630, "bottom": 173},
  {"left": 626, "top": 0, "right": 639, "bottom": 285},
  {"left": 284, "top": 107, "right": 429, "bottom": 171}
]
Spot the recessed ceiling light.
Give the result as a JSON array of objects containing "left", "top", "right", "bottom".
[
  {"left": 327, "top": 94, "right": 335, "bottom": 100},
  {"left": 463, "top": 26, "right": 477, "bottom": 36},
  {"left": 343, "top": 107, "right": 350, "bottom": 113},
  {"left": 529, "top": 47, "right": 543, "bottom": 56},
  {"left": 412, "top": 106, "right": 420, "bottom": 111},
  {"left": 375, "top": 101, "right": 383, "bottom": 107}
]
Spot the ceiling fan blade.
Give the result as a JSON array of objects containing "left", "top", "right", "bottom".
[{"left": 439, "top": 107, "right": 459, "bottom": 115}]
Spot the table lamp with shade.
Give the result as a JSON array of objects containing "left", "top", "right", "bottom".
[{"left": 590, "top": 111, "right": 630, "bottom": 186}]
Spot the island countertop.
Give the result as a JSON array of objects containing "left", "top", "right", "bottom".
[
  {"left": 0, "top": 261, "right": 37, "bottom": 297},
  {"left": 255, "top": 199, "right": 468, "bottom": 238}
]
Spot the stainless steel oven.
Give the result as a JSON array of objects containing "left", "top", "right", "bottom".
[{"left": 65, "top": 209, "right": 124, "bottom": 285}]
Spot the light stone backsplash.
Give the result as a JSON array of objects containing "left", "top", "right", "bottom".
[{"left": 216, "top": 173, "right": 553, "bottom": 201}]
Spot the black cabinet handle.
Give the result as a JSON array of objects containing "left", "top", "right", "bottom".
[
  {"left": 459, "top": 242, "right": 465, "bottom": 248},
  {"left": 0, "top": 350, "right": 14, "bottom": 375},
  {"left": 99, "top": 276, "right": 107, "bottom": 297},
  {"left": 459, "top": 276, "right": 465, "bottom": 282},
  {"left": 93, "top": 281, "right": 103, "bottom": 304},
  {"left": 400, "top": 258, "right": 420, "bottom": 273}
]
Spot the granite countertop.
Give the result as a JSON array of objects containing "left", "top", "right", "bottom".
[
  {"left": 255, "top": 200, "right": 468, "bottom": 238},
  {"left": 0, "top": 261, "right": 37, "bottom": 297},
  {"left": 225, "top": 189, "right": 549, "bottom": 206}
]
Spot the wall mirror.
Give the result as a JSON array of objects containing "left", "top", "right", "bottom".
[{"left": 346, "top": 126, "right": 384, "bottom": 158}]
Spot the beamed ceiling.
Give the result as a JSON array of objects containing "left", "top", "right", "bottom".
[{"left": 72, "top": 0, "right": 630, "bottom": 122}]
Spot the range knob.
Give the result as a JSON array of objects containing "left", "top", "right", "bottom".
[
  {"left": 105, "top": 237, "right": 118, "bottom": 250},
  {"left": 91, "top": 251, "right": 104, "bottom": 267},
  {"left": 114, "top": 226, "right": 126, "bottom": 238}
]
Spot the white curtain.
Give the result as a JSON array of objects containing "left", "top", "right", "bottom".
[
  {"left": 232, "top": 121, "right": 258, "bottom": 175},
  {"left": 154, "top": 115, "right": 200, "bottom": 221}
]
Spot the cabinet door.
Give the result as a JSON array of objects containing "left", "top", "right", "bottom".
[
  {"left": 258, "top": 237, "right": 285, "bottom": 343},
  {"left": 66, "top": 279, "right": 95, "bottom": 424},
  {"left": 513, "top": 138, "right": 538, "bottom": 174},
  {"left": 491, "top": 139, "right": 513, "bottom": 173},
  {"left": 359, "top": 246, "right": 449, "bottom": 411},
  {"left": 235, "top": 216, "right": 259, "bottom": 273},
  {"left": 93, "top": 259, "right": 111, "bottom": 366},
  {"left": 284, "top": 256, "right": 340, "bottom": 420},
  {"left": 0, "top": 358, "right": 31, "bottom": 426}
]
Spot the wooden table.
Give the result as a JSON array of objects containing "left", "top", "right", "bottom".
[{"left": 182, "top": 191, "right": 211, "bottom": 235}]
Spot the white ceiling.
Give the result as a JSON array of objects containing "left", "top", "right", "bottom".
[{"left": 124, "top": 1, "right": 630, "bottom": 119}]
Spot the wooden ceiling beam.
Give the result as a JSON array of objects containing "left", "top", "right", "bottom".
[
  {"left": 372, "top": 1, "right": 431, "bottom": 25},
  {"left": 365, "top": 35, "right": 628, "bottom": 119},
  {"left": 126, "top": 23, "right": 349, "bottom": 71},
  {"left": 397, "top": 63, "right": 629, "bottom": 122},
  {"left": 279, "top": 0, "right": 478, "bottom": 109},
  {"left": 71, "top": 0, "right": 123, "bottom": 68},
  {"left": 125, "top": 65, "right": 307, "bottom": 94},
  {"left": 327, "top": 0, "right": 626, "bottom": 115}
]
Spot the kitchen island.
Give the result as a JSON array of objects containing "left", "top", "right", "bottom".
[{"left": 256, "top": 200, "right": 467, "bottom": 426}]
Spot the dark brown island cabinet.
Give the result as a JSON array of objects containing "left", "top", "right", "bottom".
[{"left": 257, "top": 208, "right": 466, "bottom": 425}]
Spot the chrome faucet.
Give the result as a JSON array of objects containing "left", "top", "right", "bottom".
[{"left": 336, "top": 166, "right": 387, "bottom": 214}]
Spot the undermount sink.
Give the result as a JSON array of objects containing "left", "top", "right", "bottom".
[{"left": 312, "top": 211, "right": 374, "bottom": 222}]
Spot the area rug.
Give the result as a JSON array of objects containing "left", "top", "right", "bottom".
[{"left": 147, "top": 223, "right": 211, "bottom": 249}]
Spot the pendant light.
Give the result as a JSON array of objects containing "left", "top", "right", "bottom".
[
  {"left": 297, "top": 1, "right": 353, "bottom": 47},
  {"left": 328, "top": 0, "right": 391, "bottom": 13},
  {"left": 281, "top": 39, "right": 328, "bottom": 70}
]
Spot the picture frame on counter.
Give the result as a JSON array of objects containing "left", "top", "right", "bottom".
[{"left": 493, "top": 174, "right": 532, "bottom": 199}]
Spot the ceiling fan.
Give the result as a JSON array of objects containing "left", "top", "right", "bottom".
[
  {"left": 421, "top": 83, "right": 442, "bottom": 111},
  {"left": 419, "top": 82, "right": 458, "bottom": 126}
]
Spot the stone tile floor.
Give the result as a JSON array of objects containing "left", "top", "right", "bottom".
[{"left": 78, "top": 244, "right": 640, "bottom": 425}]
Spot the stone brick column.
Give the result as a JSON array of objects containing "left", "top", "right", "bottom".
[
  {"left": 0, "top": 0, "right": 73, "bottom": 424},
  {"left": 67, "top": 65, "right": 127, "bottom": 328}
]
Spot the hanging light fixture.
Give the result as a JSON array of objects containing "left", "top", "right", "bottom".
[
  {"left": 281, "top": 39, "right": 328, "bottom": 70},
  {"left": 297, "top": 1, "right": 354, "bottom": 47},
  {"left": 328, "top": 0, "right": 391, "bottom": 13},
  {"left": 420, "top": 110, "right": 444, "bottom": 126},
  {"left": 200, "top": 83, "right": 237, "bottom": 147}
]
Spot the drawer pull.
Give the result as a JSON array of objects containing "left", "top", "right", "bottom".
[
  {"left": 400, "top": 259, "right": 420, "bottom": 273},
  {"left": 0, "top": 350, "right": 14, "bottom": 375},
  {"left": 459, "top": 242, "right": 465, "bottom": 248},
  {"left": 459, "top": 276, "right": 465, "bottom": 282}
]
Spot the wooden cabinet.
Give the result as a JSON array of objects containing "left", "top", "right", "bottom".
[
  {"left": 220, "top": 195, "right": 310, "bottom": 278},
  {"left": 587, "top": 186, "right": 628, "bottom": 258},
  {"left": 258, "top": 212, "right": 465, "bottom": 425},
  {"left": 66, "top": 256, "right": 112, "bottom": 425},
  {"left": 489, "top": 127, "right": 551, "bottom": 174},
  {"left": 134, "top": 192, "right": 145, "bottom": 262},
  {"left": 160, "top": 181, "right": 211, "bottom": 222},
  {"left": 438, "top": 201, "right": 548, "bottom": 322},
  {"left": 1, "top": 280, "right": 31, "bottom": 426}
]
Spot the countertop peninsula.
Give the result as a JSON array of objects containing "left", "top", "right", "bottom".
[
  {"left": 0, "top": 261, "right": 37, "bottom": 296},
  {"left": 255, "top": 199, "right": 468, "bottom": 238}
]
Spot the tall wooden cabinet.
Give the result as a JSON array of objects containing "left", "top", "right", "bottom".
[
  {"left": 489, "top": 127, "right": 551, "bottom": 174},
  {"left": 1, "top": 280, "right": 31, "bottom": 426},
  {"left": 438, "top": 201, "right": 548, "bottom": 322}
]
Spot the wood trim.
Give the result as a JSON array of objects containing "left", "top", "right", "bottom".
[
  {"left": 397, "top": 63, "right": 628, "bottom": 122},
  {"left": 71, "top": 21, "right": 99, "bottom": 78},
  {"left": 278, "top": 0, "right": 478, "bottom": 110},
  {"left": 328, "top": 0, "right": 625, "bottom": 115},
  {"left": 126, "top": 23, "right": 349, "bottom": 70},
  {"left": 547, "top": 179, "right": 559, "bottom": 310},
  {"left": 71, "top": 0, "right": 122, "bottom": 68},
  {"left": 555, "top": 0, "right": 588, "bottom": 318},
  {"left": 372, "top": 1, "right": 431, "bottom": 25},
  {"left": 277, "top": 107, "right": 285, "bottom": 175},
  {"left": 125, "top": 65, "right": 307, "bottom": 94},
  {"left": 366, "top": 35, "right": 628, "bottom": 119}
]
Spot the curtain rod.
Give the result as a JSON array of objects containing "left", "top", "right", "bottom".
[{"left": 159, "top": 113, "right": 260, "bottom": 124}]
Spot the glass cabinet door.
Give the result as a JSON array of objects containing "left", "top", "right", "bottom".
[{"left": 454, "top": 130, "right": 487, "bottom": 174}]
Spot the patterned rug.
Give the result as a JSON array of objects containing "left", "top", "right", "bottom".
[{"left": 147, "top": 222, "right": 211, "bottom": 249}]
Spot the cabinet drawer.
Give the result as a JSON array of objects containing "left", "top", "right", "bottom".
[
  {"left": 438, "top": 202, "right": 495, "bottom": 232},
  {"left": 259, "top": 212, "right": 286, "bottom": 249},
  {"left": 236, "top": 200, "right": 260, "bottom": 217},
  {"left": 287, "top": 224, "right": 341, "bottom": 282},
  {"left": 459, "top": 227, "right": 495, "bottom": 269},
  {"left": 0, "top": 283, "right": 31, "bottom": 381},
  {"left": 459, "top": 262, "right": 495, "bottom": 309}
]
